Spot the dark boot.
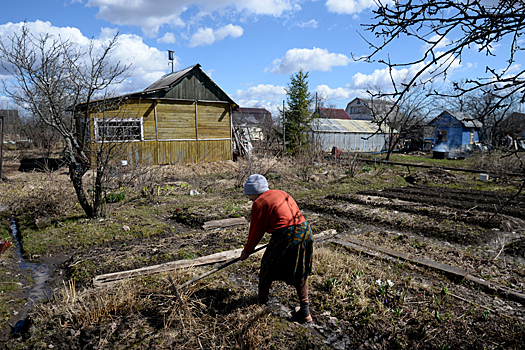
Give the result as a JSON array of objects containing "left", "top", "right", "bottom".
[
  {"left": 258, "top": 281, "right": 272, "bottom": 305},
  {"left": 292, "top": 281, "right": 312, "bottom": 323}
]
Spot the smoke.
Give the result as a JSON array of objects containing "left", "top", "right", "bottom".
[{"left": 434, "top": 143, "right": 448, "bottom": 152}]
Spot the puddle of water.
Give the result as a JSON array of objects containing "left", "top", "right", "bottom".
[{"left": 9, "top": 219, "right": 52, "bottom": 332}]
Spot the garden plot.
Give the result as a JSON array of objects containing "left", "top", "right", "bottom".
[{"left": 1, "top": 156, "right": 524, "bottom": 349}]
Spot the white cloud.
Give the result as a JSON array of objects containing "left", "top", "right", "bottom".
[
  {"left": 233, "top": 84, "right": 287, "bottom": 115},
  {"left": 501, "top": 63, "right": 521, "bottom": 75},
  {"left": 234, "top": 84, "right": 286, "bottom": 101},
  {"left": 0, "top": 20, "right": 91, "bottom": 46},
  {"left": 296, "top": 19, "right": 318, "bottom": 28},
  {"left": 351, "top": 64, "right": 425, "bottom": 90},
  {"left": 422, "top": 34, "right": 451, "bottom": 53},
  {"left": 350, "top": 53, "right": 465, "bottom": 92},
  {"left": 315, "top": 84, "right": 353, "bottom": 101},
  {"left": 215, "top": 24, "right": 243, "bottom": 40},
  {"left": 189, "top": 28, "right": 215, "bottom": 47},
  {"left": 270, "top": 47, "right": 351, "bottom": 74},
  {"left": 188, "top": 24, "right": 243, "bottom": 47},
  {"left": 87, "top": 0, "right": 300, "bottom": 37},
  {"left": 0, "top": 21, "right": 172, "bottom": 95},
  {"left": 325, "top": 0, "right": 392, "bottom": 14},
  {"left": 0, "top": 95, "right": 15, "bottom": 108},
  {"left": 158, "top": 32, "right": 177, "bottom": 44}
]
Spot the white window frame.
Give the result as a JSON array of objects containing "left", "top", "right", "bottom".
[{"left": 94, "top": 118, "right": 143, "bottom": 142}]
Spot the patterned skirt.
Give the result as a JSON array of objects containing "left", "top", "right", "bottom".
[{"left": 259, "top": 221, "right": 313, "bottom": 288}]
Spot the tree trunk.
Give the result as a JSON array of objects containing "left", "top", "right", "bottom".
[
  {"left": 65, "top": 138, "right": 95, "bottom": 218},
  {"left": 69, "top": 162, "right": 94, "bottom": 218}
]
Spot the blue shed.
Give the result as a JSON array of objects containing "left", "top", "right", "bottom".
[{"left": 427, "top": 110, "right": 482, "bottom": 151}]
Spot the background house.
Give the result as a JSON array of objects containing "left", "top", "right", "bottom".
[
  {"left": 232, "top": 107, "right": 272, "bottom": 141},
  {"left": 345, "top": 97, "right": 398, "bottom": 122},
  {"left": 308, "top": 118, "right": 391, "bottom": 152},
  {"left": 427, "top": 110, "right": 482, "bottom": 151},
  {"left": 77, "top": 64, "right": 238, "bottom": 165}
]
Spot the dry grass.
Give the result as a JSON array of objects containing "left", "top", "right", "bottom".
[
  {"left": 311, "top": 246, "right": 398, "bottom": 316},
  {"left": 30, "top": 264, "right": 290, "bottom": 349},
  {"left": 25, "top": 246, "right": 402, "bottom": 349},
  {"left": 468, "top": 150, "right": 525, "bottom": 178},
  {"left": 0, "top": 170, "right": 78, "bottom": 220}
]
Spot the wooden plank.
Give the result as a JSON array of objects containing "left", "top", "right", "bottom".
[
  {"left": 197, "top": 103, "right": 230, "bottom": 139},
  {"left": 332, "top": 236, "right": 525, "bottom": 305},
  {"left": 93, "top": 230, "right": 338, "bottom": 288},
  {"left": 157, "top": 102, "right": 196, "bottom": 139},
  {"left": 342, "top": 236, "right": 468, "bottom": 278},
  {"left": 93, "top": 247, "right": 251, "bottom": 287},
  {"left": 464, "top": 274, "right": 525, "bottom": 306},
  {"left": 202, "top": 217, "right": 248, "bottom": 230}
]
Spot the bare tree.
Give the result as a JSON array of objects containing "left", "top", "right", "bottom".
[
  {"left": 364, "top": 80, "right": 433, "bottom": 160},
  {"left": 19, "top": 111, "right": 63, "bottom": 157},
  {"left": 361, "top": 0, "right": 525, "bottom": 214},
  {"left": 361, "top": 0, "right": 525, "bottom": 109},
  {"left": 0, "top": 24, "right": 131, "bottom": 218}
]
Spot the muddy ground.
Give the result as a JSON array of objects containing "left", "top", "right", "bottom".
[{"left": 1, "top": 152, "right": 525, "bottom": 349}]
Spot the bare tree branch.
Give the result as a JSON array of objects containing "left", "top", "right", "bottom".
[{"left": 0, "top": 24, "right": 131, "bottom": 218}]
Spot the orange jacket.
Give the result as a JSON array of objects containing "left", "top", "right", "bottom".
[{"left": 244, "top": 189, "right": 305, "bottom": 254}]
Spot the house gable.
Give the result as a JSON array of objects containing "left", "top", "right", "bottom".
[
  {"left": 139, "top": 64, "right": 236, "bottom": 106},
  {"left": 345, "top": 97, "right": 397, "bottom": 122}
]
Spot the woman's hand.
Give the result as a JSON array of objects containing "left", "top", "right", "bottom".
[{"left": 240, "top": 249, "right": 250, "bottom": 261}]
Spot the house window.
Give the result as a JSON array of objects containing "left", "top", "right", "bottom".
[
  {"left": 95, "top": 118, "right": 142, "bottom": 142},
  {"left": 439, "top": 129, "right": 448, "bottom": 141}
]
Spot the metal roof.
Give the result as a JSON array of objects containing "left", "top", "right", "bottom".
[
  {"left": 143, "top": 64, "right": 199, "bottom": 93},
  {"left": 431, "top": 110, "right": 482, "bottom": 128},
  {"left": 450, "top": 111, "right": 483, "bottom": 128},
  {"left": 318, "top": 108, "right": 352, "bottom": 120},
  {"left": 309, "top": 118, "right": 391, "bottom": 133}
]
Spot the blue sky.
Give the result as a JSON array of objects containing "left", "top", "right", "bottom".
[{"left": 0, "top": 0, "right": 520, "bottom": 116}]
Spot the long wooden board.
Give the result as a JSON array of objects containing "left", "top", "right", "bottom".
[
  {"left": 332, "top": 236, "right": 525, "bottom": 306},
  {"left": 93, "top": 229, "right": 338, "bottom": 288},
  {"left": 202, "top": 217, "right": 248, "bottom": 230}
]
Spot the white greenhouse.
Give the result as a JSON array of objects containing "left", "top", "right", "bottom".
[{"left": 308, "top": 119, "right": 392, "bottom": 152}]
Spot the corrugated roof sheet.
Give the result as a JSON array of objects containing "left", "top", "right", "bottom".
[
  {"left": 143, "top": 64, "right": 199, "bottom": 92},
  {"left": 309, "top": 118, "right": 391, "bottom": 133}
]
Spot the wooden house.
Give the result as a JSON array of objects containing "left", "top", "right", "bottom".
[
  {"left": 427, "top": 110, "right": 482, "bottom": 151},
  {"left": 75, "top": 64, "right": 238, "bottom": 165}
]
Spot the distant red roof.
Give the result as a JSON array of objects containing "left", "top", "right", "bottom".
[{"left": 318, "top": 108, "right": 352, "bottom": 120}]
